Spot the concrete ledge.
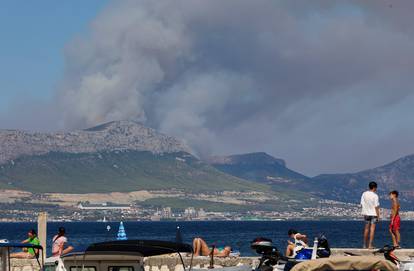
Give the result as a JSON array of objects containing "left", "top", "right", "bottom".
[
  {"left": 10, "top": 259, "right": 41, "bottom": 271},
  {"left": 144, "top": 256, "right": 258, "bottom": 270},
  {"left": 331, "top": 248, "right": 414, "bottom": 261},
  {"left": 8, "top": 249, "right": 414, "bottom": 271}
]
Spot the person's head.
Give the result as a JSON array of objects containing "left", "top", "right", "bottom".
[
  {"left": 288, "top": 229, "right": 298, "bottom": 238},
  {"left": 368, "top": 181, "right": 378, "bottom": 192},
  {"left": 389, "top": 190, "right": 399, "bottom": 200},
  {"left": 28, "top": 229, "right": 37, "bottom": 238},
  {"left": 58, "top": 227, "right": 66, "bottom": 236}
]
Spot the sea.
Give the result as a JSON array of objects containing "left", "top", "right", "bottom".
[{"left": 1, "top": 221, "right": 413, "bottom": 256}]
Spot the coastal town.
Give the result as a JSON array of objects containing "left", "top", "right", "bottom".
[{"left": 2, "top": 199, "right": 414, "bottom": 222}]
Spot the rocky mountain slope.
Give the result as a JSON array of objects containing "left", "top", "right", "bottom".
[
  {"left": 207, "top": 152, "right": 414, "bottom": 207},
  {"left": 0, "top": 120, "right": 191, "bottom": 164},
  {"left": 207, "top": 152, "right": 309, "bottom": 186},
  {"left": 312, "top": 155, "right": 414, "bottom": 205},
  {"left": 0, "top": 121, "right": 266, "bottom": 193}
]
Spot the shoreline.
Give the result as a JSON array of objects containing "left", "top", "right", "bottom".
[{"left": 1, "top": 218, "right": 414, "bottom": 223}]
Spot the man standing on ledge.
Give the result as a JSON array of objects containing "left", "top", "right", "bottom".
[{"left": 361, "top": 181, "right": 380, "bottom": 249}]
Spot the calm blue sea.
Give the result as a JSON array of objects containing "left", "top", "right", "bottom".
[{"left": 1, "top": 221, "right": 413, "bottom": 256}]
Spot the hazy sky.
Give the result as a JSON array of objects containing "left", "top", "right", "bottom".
[{"left": 1, "top": 0, "right": 414, "bottom": 176}]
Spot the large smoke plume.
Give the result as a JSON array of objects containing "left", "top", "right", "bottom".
[{"left": 4, "top": 0, "right": 414, "bottom": 175}]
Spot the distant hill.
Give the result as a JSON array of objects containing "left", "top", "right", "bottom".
[
  {"left": 312, "top": 155, "right": 414, "bottom": 205},
  {"left": 206, "top": 152, "right": 310, "bottom": 190},
  {"left": 207, "top": 152, "right": 414, "bottom": 207},
  {"left": 0, "top": 121, "right": 267, "bottom": 193}
]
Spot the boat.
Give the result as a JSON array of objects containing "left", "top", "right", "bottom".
[
  {"left": 0, "top": 242, "right": 44, "bottom": 271},
  {"left": 289, "top": 255, "right": 398, "bottom": 271},
  {"left": 43, "top": 240, "right": 251, "bottom": 271}
]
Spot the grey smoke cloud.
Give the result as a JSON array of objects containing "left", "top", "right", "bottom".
[{"left": 4, "top": 0, "right": 414, "bottom": 175}]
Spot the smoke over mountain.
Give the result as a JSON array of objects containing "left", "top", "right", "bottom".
[{"left": 3, "top": 0, "right": 414, "bottom": 175}]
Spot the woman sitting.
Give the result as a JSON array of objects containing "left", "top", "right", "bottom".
[{"left": 10, "top": 229, "right": 40, "bottom": 259}]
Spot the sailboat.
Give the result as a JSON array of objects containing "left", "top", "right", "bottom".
[{"left": 116, "top": 221, "right": 127, "bottom": 240}]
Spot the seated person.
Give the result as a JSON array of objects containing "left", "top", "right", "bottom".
[
  {"left": 285, "top": 229, "right": 308, "bottom": 257},
  {"left": 10, "top": 229, "right": 40, "bottom": 259},
  {"left": 193, "top": 237, "right": 231, "bottom": 257}
]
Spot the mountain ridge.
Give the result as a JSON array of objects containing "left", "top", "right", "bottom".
[
  {"left": 206, "top": 152, "right": 309, "bottom": 186},
  {"left": 0, "top": 121, "right": 270, "bottom": 194},
  {"left": 0, "top": 120, "right": 191, "bottom": 165},
  {"left": 311, "top": 154, "right": 414, "bottom": 205}
]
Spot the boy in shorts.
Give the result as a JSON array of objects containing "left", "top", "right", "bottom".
[{"left": 389, "top": 190, "right": 401, "bottom": 248}]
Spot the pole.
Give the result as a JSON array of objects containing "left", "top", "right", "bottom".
[
  {"left": 0, "top": 247, "right": 9, "bottom": 271},
  {"left": 37, "top": 212, "right": 47, "bottom": 264}
]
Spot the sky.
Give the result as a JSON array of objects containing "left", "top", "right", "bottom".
[{"left": 1, "top": 0, "right": 414, "bottom": 176}]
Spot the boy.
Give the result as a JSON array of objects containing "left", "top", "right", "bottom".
[
  {"left": 389, "top": 190, "right": 401, "bottom": 248},
  {"left": 361, "top": 181, "right": 380, "bottom": 249}
]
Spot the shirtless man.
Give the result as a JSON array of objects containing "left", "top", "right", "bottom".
[{"left": 389, "top": 190, "right": 401, "bottom": 248}]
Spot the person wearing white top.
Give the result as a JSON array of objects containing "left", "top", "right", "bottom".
[
  {"left": 360, "top": 181, "right": 380, "bottom": 249},
  {"left": 286, "top": 229, "right": 308, "bottom": 257}
]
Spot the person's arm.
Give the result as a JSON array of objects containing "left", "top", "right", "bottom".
[
  {"left": 375, "top": 206, "right": 380, "bottom": 221},
  {"left": 296, "top": 233, "right": 308, "bottom": 244},
  {"left": 21, "top": 239, "right": 29, "bottom": 244},
  {"left": 58, "top": 241, "right": 65, "bottom": 255}
]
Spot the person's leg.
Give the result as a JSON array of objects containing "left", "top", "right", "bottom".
[
  {"left": 285, "top": 244, "right": 295, "bottom": 257},
  {"left": 363, "top": 222, "right": 370, "bottom": 248},
  {"left": 395, "top": 216, "right": 401, "bottom": 247},
  {"left": 193, "top": 238, "right": 200, "bottom": 256},
  {"left": 390, "top": 228, "right": 397, "bottom": 247},
  {"left": 10, "top": 252, "right": 30, "bottom": 259},
  {"left": 395, "top": 229, "right": 401, "bottom": 247},
  {"left": 198, "top": 238, "right": 212, "bottom": 256},
  {"left": 368, "top": 223, "right": 376, "bottom": 248}
]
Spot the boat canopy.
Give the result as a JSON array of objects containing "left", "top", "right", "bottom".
[
  {"left": 290, "top": 256, "right": 398, "bottom": 271},
  {"left": 0, "top": 243, "right": 43, "bottom": 250},
  {"left": 73, "top": 240, "right": 193, "bottom": 257}
]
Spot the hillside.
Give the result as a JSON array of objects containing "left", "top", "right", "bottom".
[
  {"left": 207, "top": 152, "right": 414, "bottom": 207},
  {"left": 0, "top": 121, "right": 270, "bottom": 193},
  {"left": 207, "top": 152, "right": 310, "bottom": 187},
  {"left": 312, "top": 154, "right": 414, "bottom": 205}
]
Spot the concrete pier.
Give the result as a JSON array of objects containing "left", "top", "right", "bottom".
[{"left": 8, "top": 249, "right": 414, "bottom": 271}]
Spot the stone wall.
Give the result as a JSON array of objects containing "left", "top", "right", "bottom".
[{"left": 10, "top": 259, "right": 41, "bottom": 271}]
